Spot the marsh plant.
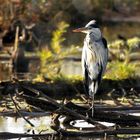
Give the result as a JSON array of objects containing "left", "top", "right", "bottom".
[
  {"left": 36, "top": 21, "right": 79, "bottom": 81},
  {"left": 105, "top": 61, "right": 136, "bottom": 80},
  {"left": 105, "top": 37, "right": 140, "bottom": 80},
  {"left": 109, "top": 37, "right": 140, "bottom": 60}
]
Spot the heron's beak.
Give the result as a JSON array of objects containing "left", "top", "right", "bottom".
[{"left": 73, "top": 27, "right": 88, "bottom": 33}]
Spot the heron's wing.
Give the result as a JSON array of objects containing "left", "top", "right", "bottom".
[
  {"left": 82, "top": 37, "right": 108, "bottom": 95},
  {"left": 100, "top": 37, "right": 108, "bottom": 74},
  {"left": 102, "top": 37, "right": 107, "bottom": 48},
  {"left": 82, "top": 49, "right": 100, "bottom": 95},
  {"left": 86, "top": 37, "right": 108, "bottom": 81},
  {"left": 83, "top": 63, "right": 89, "bottom": 95},
  {"left": 82, "top": 46, "right": 100, "bottom": 89}
]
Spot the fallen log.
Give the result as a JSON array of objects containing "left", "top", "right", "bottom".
[
  {"left": 0, "top": 110, "right": 50, "bottom": 117},
  {"left": 1, "top": 78, "right": 140, "bottom": 99},
  {"left": 54, "top": 127, "right": 140, "bottom": 137},
  {"left": 21, "top": 85, "right": 106, "bottom": 128},
  {"left": 1, "top": 128, "right": 140, "bottom": 139},
  {"left": 1, "top": 79, "right": 140, "bottom": 126},
  {"left": 21, "top": 91, "right": 140, "bottom": 126},
  {"left": 1, "top": 80, "right": 140, "bottom": 138},
  {"left": 0, "top": 132, "right": 58, "bottom": 139}
]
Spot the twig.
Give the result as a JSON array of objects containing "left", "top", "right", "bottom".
[
  {"left": 14, "top": 26, "right": 19, "bottom": 52},
  {"left": 10, "top": 94, "right": 35, "bottom": 127}
]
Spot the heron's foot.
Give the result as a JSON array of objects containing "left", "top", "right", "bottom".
[
  {"left": 88, "top": 98, "right": 95, "bottom": 117},
  {"left": 87, "top": 103, "right": 95, "bottom": 117},
  {"left": 87, "top": 97, "right": 92, "bottom": 104},
  {"left": 86, "top": 97, "right": 95, "bottom": 117},
  {"left": 89, "top": 105, "right": 95, "bottom": 117}
]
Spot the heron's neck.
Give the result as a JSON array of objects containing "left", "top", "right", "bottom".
[{"left": 87, "top": 29, "right": 102, "bottom": 41}]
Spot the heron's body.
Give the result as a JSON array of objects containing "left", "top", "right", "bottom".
[
  {"left": 82, "top": 33, "right": 108, "bottom": 97},
  {"left": 73, "top": 20, "right": 108, "bottom": 116}
]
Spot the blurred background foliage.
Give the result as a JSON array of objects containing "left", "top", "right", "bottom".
[
  {"left": 0, "top": 0, "right": 140, "bottom": 37},
  {"left": 0, "top": 0, "right": 140, "bottom": 81}
]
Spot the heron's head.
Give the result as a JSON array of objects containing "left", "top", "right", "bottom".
[{"left": 73, "top": 20, "right": 102, "bottom": 39}]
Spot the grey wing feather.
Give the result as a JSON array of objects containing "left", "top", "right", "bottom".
[
  {"left": 102, "top": 37, "right": 107, "bottom": 48},
  {"left": 82, "top": 36, "right": 108, "bottom": 95},
  {"left": 100, "top": 37, "right": 108, "bottom": 75},
  {"left": 87, "top": 38, "right": 108, "bottom": 81}
]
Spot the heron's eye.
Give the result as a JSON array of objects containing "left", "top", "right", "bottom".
[{"left": 88, "top": 26, "right": 92, "bottom": 30}]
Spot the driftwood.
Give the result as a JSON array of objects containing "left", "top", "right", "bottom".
[
  {"left": 21, "top": 94, "right": 140, "bottom": 126},
  {"left": 21, "top": 85, "right": 107, "bottom": 129},
  {"left": 0, "top": 132, "right": 58, "bottom": 139},
  {"left": 0, "top": 79, "right": 140, "bottom": 139},
  {"left": 1, "top": 128, "right": 140, "bottom": 139},
  {"left": 1, "top": 80, "right": 140, "bottom": 123},
  {"left": 53, "top": 127, "right": 140, "bottom": 137},
  {"left": 1, "top": 78, "right": 140, "bottom": 99},
  {"left": 0, "top": 110, "right": 50, "bottom": 117},
  {"left": 0, "top": 80, "right": 84, "bottom": 99}
]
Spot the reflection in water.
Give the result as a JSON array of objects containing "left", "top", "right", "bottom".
[
  {"left": 0, "top": 117, "right": 29, "bottom": 140},
  {"left": 0, "top": 116, "right": 52, "bottom": 140},
  {"left": 0, "top": 115, "right": 140, "bottom": 139},
  {"left": 0, "top": 59, "right": 82, "bottom": 81},
  {"left": 0, "top": 116, "right": 116, "bottom": 140},
  {"left": 61, "top": 60, "right": 82, "bottom": 76},
  {"left": 0, "top": 117, "right": 25, "bottom": 133}
]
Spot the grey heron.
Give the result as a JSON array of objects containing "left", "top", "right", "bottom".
[{"left": 73, "top": 20, "right": 108, "bottom": 116}]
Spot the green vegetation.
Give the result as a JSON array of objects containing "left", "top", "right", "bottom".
[
  {"left": 35, "top": 34, "right": 139, "bottom": 82},
  {"left": 51, "top": 75, "right": 83, "bottom": 84},
  {"left": 127, "top": 37, "right": 140, "bottom": 49},
  {"left": 105, "top": 61, "right": 136, "bottom": 80},
  {"left": 35, "top": 21, "right": 79, "bottom": 81},
  {"left": 1, "top": 0, "right": 139, "bottom": 82},
  {"left": 104, "top": 37, "right": 139, "bottom": 80},
  {"left": 51, "top": 22, "right": 69, "bottom": 54},
  {"left": 109, "top": 37, "right": 140, "bottom": 50}
]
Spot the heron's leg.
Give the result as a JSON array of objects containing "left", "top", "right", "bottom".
[
  {"left": 87, "top": 95, "right": 95, "bottom": 117},
  {"left": 89, "top": 81, "right": 96, "bottom": 117},
  {"left": 88, "top": 91, "right": 95, "bottom": 117},
  {"left": 91, "top": 93, "right": 95, "bottom": 117}
]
